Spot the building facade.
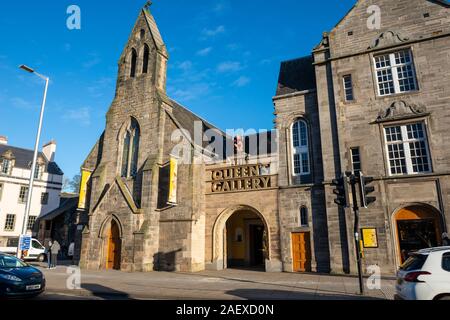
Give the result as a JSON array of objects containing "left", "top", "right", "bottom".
[
  {"left": 79, "top": 1, "right": 450, "bottom": 275},
  {"left": 0, "top": 137, "right": 63, "bottom": 246}
]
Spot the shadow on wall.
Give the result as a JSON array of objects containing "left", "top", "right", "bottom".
[{"left": 153, "top": 249, "right": 182, "bottom": 272}]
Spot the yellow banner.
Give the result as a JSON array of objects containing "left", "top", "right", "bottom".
[
  {"left": 362, "top": 228, "right": 378, "bottom": 248},
  {"left": 168, "top": 157, "right": 178, "bottom": 205},
  {"left": 78, "top": 169, "right": 92, "bottom": 209}
]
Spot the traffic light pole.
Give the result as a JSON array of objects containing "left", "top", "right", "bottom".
[{"left": 349, "top": 174, "right": 365, "bottom": 295}]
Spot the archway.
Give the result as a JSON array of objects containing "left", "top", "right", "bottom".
[
  {"left": 107, "top": 220, "right": 122, "bottom": 270},
  {"left": 393, "top": 204, "right": 443, "bottom": 265},
  {"left": 211, "top": 205, "right": 270, "bottom": 271},
  {"left": 99, "top": 216, "right": 123, "bottom": 270}
]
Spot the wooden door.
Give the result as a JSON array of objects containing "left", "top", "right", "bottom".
[
  {"left": 292, "top": 232, "right": 312, "bottom": 272},
  {"left": 107, "top": 221, "right": 121, "bottom": 270}
]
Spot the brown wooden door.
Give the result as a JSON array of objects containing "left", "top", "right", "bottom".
[
  {"left": 292, "top": 232, "right": 312, "bottom": 272},
  {"left": 107, "top": 221, "right": 121, "bottom": 270}
]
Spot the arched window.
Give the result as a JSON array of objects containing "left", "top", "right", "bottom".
[
  {"left": 130, "top": 48, "right": 137, "bottom": 78},
  {"left": 300, "top": 207, "right": 308, "bottom": 227},
  {"left": 142, "top": 44, "right": 149, "bottom": 74},
  {"left": 292, "top": 119, "right": 310, "bottom": 176},
  {"left": 121, "top": 118, "right": 140, "bottom": 178}
]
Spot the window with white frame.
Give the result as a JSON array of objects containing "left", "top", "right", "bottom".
[
  {"left": 1, "top": 159, "right": 11, "bottom": 175},
  {"left": 4, "top": 214, "right": 15, "bottom": 231},
  {"left": 343, "top": 74, "right": 354, "bottom": 102},
  {"left": 384, "top": 122, "right": 431, "bottom": 176},
  {"left": 291, "top": 120, "right": 310, "bottom": 176},
  {"left": 300, "top": 207, "right": 308, "bottom": 227},
  {"left": 18, "top": 186, "right": 28, "bottom": 204},
  {"left": 374, "top": 49, "right": 418, "bottom": 96},
  {"left": 27, "top": 216, "right": 37, "bottom": 231},
  {"left": 34, "top": 164, "right": 44, "bottom": 179}
]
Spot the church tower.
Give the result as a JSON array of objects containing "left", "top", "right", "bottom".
[{"left": 79, "top": 3, "right": 212, "bottom": 273}]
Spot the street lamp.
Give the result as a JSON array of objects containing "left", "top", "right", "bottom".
[{"left": 17, "top": 65, "right": 50, "bottom": 258}]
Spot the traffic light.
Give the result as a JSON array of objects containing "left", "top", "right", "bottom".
[
  {"left": 359, "top": 172, "right": 376, "bottom": 208},
  {"left": 331, "top": 176, "right": 349, "bottom": 208}
]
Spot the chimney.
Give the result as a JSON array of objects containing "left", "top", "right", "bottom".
[
  {"left": 0, "top": 136, "right": 7, "bottom": 145},
  {"left": 42, "top": 140, "right": 57, "bottom": 162}
]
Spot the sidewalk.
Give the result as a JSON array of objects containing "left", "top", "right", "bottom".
[{"left": 37, "top": 265, "right": 396, "bottom": 300}]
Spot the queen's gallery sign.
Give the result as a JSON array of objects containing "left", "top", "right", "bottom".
[{"left": 209, "top": 164, "right": 276, "bottom": 193}]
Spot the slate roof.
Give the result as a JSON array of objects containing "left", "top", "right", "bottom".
[
  {"left": 276, "top": 56, "right": 316, "bottom": 96},
  {"left": 0, "top": 144, "right": 63, "bottom": 175},
  {"left": 39, "top": 193, "right": 78, "bottom": 221}
]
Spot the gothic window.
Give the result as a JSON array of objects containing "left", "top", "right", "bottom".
[
  {"left": 130, "top": 48, "right": 137, "bottom": 78},
  {"left": 300, "top": 207, "right": 308, "bottom": 227},
  {"left": 142, "top": 44, "right": 150, "bottom": 74},
  {"left": 120, "top": 118, "right": 140, "bottom": 178},
  {"left": 291, "top": 119, "right": 310, "bottom": 176}
]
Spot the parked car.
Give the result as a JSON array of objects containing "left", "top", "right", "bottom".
[
  {"left": 395, "top": 246, "right": 450, "bottom": 300},
  {"left": 0, "top": 253, "right": 45, "bottom": 298},
  {"left": 0, "top": 238, "right": 46, "bottom": 262}
]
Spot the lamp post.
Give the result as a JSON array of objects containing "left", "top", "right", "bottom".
[{"left": 16, "top": 65, "right": 49, "bottom": 258}]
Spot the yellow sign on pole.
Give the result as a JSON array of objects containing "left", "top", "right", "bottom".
[
  {"left": 168, "top": 157, "right": 178, "bottom": 205},
  {"left": 78, "top": 169, "right": 92, "bottom": 209},
  {"left": 362, "top": 228, "right": 378, "bottom": 248}
]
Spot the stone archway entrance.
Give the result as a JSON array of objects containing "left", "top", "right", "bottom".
[
  {"left": 394, "top": 205, "right": 443, "bottom": 265},
  {"left": 211, "top": 205, "right": 270, "bottom": 271},
  {"left": 100, "top": 217, "right": 123, "bottom": 270},
  {"left": 226, "top": 210, "right": 266, "bottom": 269}
]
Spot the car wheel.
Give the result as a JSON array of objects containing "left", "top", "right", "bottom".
[
  {"left": 439, "top": 295, "right": 450, "bottom": 300},
  {"left": 37, "top": 254, "right": 45, "bottom": 262}
]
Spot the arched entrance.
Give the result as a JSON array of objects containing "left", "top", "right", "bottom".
[
  {"left": 211, "top": 205, "right": 270, "bottom": 271},
  {"left": 102, "top": 218, "right": 122, "bottom": 270},
  {"left": 393, "top": 204, "right": 443, "bottom": 265}
]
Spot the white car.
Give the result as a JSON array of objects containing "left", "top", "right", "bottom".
[
  {"left": 395, "top": 246, "right": 450, "bottom": 300},
  {"left": 0, "top": 238, "right": 47, "bottom": 262}
]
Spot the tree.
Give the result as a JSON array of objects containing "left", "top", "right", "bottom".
[{"left": 68, "top": 174, "right": 81, "bottom": 193}]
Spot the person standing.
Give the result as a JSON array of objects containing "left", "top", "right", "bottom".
[
  {"left": 46, "top": 240, "right": 52, "bottom": 269},
  {"left": 50, "top": 240, "right": 61, "bottom": 269},
  {"left": 68, "top": 242, "right": 75, "bottom": 265},
  {"left": 443, "top": 233, "right": 450, "bottom": 246}
]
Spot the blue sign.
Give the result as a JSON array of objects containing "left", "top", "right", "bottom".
[{"left": 20, "top": 235, "right": 32, "bottom": 251}]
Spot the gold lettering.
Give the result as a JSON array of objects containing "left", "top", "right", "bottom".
[
  {"left": 252, "top": 178, "right": 261, "bottom": 189},
  {"left": 261, "top": 176, "right": 271, "bottom": 188},
  {"left": 211, "top": 182, "right": 222, "bottom": 193},
  {"left": 249, "top": 166, "right": 259, "bottom": 177},
  {"left": 223, "top": 168, "right": 232, "bottom": 179},
  {"left": 234, "top": 167, "right": 241, "bottom": 178},
  {"left": 212, "top": 170, "right": 223, "bottom": 181},
  {"left": 222, "top": 180, "right": 230, "bottom": 192},
  {"left": 242, "top": 166, "right": 249, "bottom": 178}
]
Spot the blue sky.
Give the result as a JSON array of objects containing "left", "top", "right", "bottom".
[{"left": 0, "top": 0, "right": 355, "bottom": 180}]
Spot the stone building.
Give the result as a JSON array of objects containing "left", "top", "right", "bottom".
[
  {"left": 274, "top": 0, "right": 450, "bottom": 274},
  {"left": 79, "top": 1, "right": 450, "bottom": 275},
  {"left": 0, "top": 137, "right": 63, "bottom": 246}
]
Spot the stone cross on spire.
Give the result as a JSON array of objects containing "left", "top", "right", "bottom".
[{"left": 144, "top": 1, "right": 152, "bottom": 10}]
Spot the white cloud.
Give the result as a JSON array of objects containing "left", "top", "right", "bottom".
[
  {"left": 232, "top": 76, "right": 251, "bottom": 87},
  {"left": 10, "top": 97, "right": 32, "bottom": 109},
  {"left": 168, "top": 83, "right": 210, "bottom": 102},
  {"left": 62, "top": 107, "right": 91, "bottom": 126},
  {"left": 177, "top": 60, "right": 193, "bottom": 72},
  {"left": 82, "top": 53, "right": 101, "bottom": 69},
  {"left": 217, "top": 61, "right": 243, "bottom": 73},
  {"left": 196, "top": 47, "right": 213, "bottom": 57},
  {"left": 202, "top": 25, "right": 225, "bottom": 38}
]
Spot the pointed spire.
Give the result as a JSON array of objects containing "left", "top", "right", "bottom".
[{"left": 144, "top": 1, "right": 152, "bottom": 11}]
